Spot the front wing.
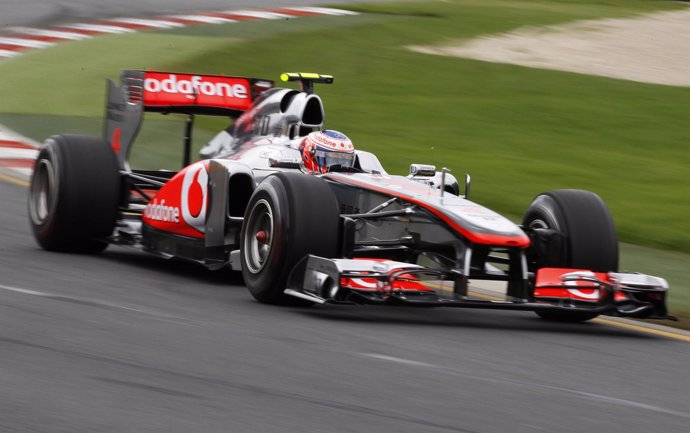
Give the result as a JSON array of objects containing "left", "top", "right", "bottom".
[{"left": 285, "top": 256, "right": 672, "bottom": 319}]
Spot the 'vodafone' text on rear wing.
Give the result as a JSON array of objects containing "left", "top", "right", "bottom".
[{"left": 104, "top": 70, "right": 273, "bottom": 170}]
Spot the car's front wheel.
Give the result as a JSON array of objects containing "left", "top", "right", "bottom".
[
  {"left": 240, "top": 172, "right": 340, "bottom": 304},
  {"left": 523, "top": 189, "right": 618, "bottom": 322}
]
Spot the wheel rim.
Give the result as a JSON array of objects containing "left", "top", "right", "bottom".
[
  {"left": 244, "top": 199, "right": 274, "bottom": 274},
  {"left": 29, "top": 158, "right": 56, "bottom": 226}
]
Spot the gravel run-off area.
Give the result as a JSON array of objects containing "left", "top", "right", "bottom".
[{"left": 409, "top": 8, "right": 690, "bottom": 87}]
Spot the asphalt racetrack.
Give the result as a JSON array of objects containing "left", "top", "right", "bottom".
[
  {"left": 1, "top": 2, "right": 690, "bottom": 432},
  {"left": 2, "top": 181, "right": 690, "bottom": 432}
]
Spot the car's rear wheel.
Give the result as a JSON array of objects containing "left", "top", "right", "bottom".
[
  {"left": 523, "top": 189, "right": 618, "bottom": 322},
  {"left": 29, "top": 134, "right": 120, "bottom": 253},
  {"left": 240, "top": 172, "right": 340, "bottom": 304}
]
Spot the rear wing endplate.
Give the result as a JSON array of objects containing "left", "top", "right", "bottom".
[{"left": 104, "top": 70, "right": 273, "bottom": 170}]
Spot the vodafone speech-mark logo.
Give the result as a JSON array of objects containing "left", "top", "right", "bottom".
[
  {"left": 181, "top": 161, "right": 208, "bottom": 233},
  {"left": 143, "top": 72, "right": 252, "bottom": 111}
]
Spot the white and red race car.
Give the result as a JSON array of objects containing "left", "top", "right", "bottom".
[{"left": 28, "top": 70, "right": 672, "bottom": 322}]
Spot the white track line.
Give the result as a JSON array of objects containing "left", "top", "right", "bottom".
[
  {"left": 287, "top": 7, "right": 360, "bottom": 16},
  {"left": 167, "top": 15, "right": 236, "bottom": 24},
  {"left": 0, "top": 283, "right": 188, "bottom": 322},
  {"left": 222, "top": 10, "right": 293, "bottom": 20},
  {"left": 0, "top": 49, "right": 22, "bottom": 58},
  {"left": 0, "top": 127, "right": 41, "bottom": 147},
  {"left": 107, "top": 17, "right": 185, "bottom": 28},
  {"left": 0, "top": 284, "right": 45, "bottom": 297},
  {"left": 61, "top": 23, "right": 136, "bottom": 34},
  {"left": 0, "top": 134, "right": 22, "bottom": 141},
  {"left": 0, "top": 37, "right": 54, "bottom": 48},
  {"left": 0, "top": 168, "right": 33, "bottom": 179},
  {"left": 362, "top": 353, "right": 437, "bottom": 368},
  {"left": 0, "top": 148, "right": 38, "bottom": 159},
  {"left": 5, "top": 27, "right": 91, "bottom": 40},
  {"left": 361, "top": 352, "right": 690, "bottom": 420}
]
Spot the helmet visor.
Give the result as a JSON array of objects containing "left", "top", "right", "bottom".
[{"left": 315, "top": 149, "right": 355, "bottom": 170}]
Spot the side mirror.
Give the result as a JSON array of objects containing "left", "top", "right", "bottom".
[{"left": 409, "top": 163, "right": 436, "bottom": 177}]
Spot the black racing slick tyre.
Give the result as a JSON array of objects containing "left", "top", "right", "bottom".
[
  {"left": 523, "top": 189, "right": 618, "bottom": 323},
  {"left": 240, "top": 172, "right": 340, "bottom": 305},
  {"left": 28, "top": 134, "right": 120, "bottom": 253}
]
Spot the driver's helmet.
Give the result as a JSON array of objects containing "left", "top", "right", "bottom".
[{"left": 300, "top": 130, "right": 355, "bottom": 173}]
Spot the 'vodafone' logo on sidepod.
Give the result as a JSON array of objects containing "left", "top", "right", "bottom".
[
  {"left": 181, "top": 162, "right": 208, "bottom": 233},
  {"left": 143, "top": 161, "right": 208, "bottom": 234}
]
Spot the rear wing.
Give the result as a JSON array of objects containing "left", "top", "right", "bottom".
[{"left": 104, "top": 70, "right": 273, "bottom": 170}]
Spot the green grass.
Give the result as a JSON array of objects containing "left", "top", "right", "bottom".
[{"left": 1, "top": 0, "right": 689, "bottom": 319}]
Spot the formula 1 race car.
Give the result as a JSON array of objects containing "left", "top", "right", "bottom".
[{"left": 28, "top": 70, "right": 672, "bottom": 323}]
